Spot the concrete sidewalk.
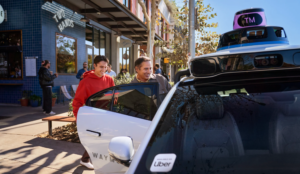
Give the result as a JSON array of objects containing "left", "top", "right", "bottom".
[{"left": 0, "top": 104, "right": 94, "bottom": 174}]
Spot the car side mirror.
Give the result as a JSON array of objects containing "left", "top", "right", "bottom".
[{"left": 108, "top": 136, "right": 134, "bottom": 167}]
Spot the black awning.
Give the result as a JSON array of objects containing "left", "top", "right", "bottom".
[{"left": 54, "top": 0, "right": 162, "bottom": 44}]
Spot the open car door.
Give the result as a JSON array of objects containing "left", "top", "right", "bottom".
[{"left": 77, "top": 83, "right": 159, "bottom": 174}]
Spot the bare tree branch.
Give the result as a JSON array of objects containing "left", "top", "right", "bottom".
[{"left": 137, "top": 0, "right": 150, "bottom": 30}]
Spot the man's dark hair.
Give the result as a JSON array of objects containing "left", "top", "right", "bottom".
[
  {"left": 94, "top": 55, "right": 109, "bottom": 65},
  {"left": 135, "top": 56, "right": 151, "bottom": 68},
  {"left": 43, "top": 60, "right": 50, "bottom": 66},
  {"left": 155, "top": 63, "right": 160, "bottom": 68},
  {"left": 108, "top": 64, "right": 112, "bottom": 67}
]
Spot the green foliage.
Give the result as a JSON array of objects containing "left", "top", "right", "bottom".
[
  {"left": 169, "top": 81, "right": 174, "bottom": 87},
  {"left": 52, "top": 93, "right": 57, "bottom": 98},
  {"left": 29, "top": 95, "right": 41, "bottom": 101},
  {"left": 114, "top": 75, "right": 135, "bottom": 85},
  {"left": 68, "top": 99, "right": 74, "bottom": 117},
  {"left": 21, "top": 90, "right": 32, "bottom": 99},
  {"left": 56, "top": 34, "right": 76, "bottom": 74},
  {"left": 164, "top": 0, "right": 179, "bottom": 23},
  {"left": 155, "top": 0, "right": 220, "bottom": 66}
]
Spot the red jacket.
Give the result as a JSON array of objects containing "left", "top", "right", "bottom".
[{"left": 72, "top": 70, "right": 115, "bottom": 118}]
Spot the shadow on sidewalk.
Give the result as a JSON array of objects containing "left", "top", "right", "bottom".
[
  {"left": 0, "top": 104, "right": 69, "bottom": 130},
  {"left": 0, "top": 137, "right": 91, "bottom": 174}
]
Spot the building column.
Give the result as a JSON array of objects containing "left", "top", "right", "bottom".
[
  {"left": 133, "top": 44, "right": 140, "bottom": 62},
  {"left": 171, "top": 65, "right": 175, "bottom": 82},
  {"left": 132, "top": 44, "right": 140, "bottom": 75},
  {"left": 155, "top": 46, "right": 160, "bottom": 65},
  {"left": 111, "top": 32, "right": 120, "bottom": 73}
]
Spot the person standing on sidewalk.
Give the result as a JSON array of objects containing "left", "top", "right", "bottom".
[
  {"left": 154, "top": 63, "right": 162, "bottom": 75},
  {"left": 72, "top": 56, "right": 115, "bottom": 170},
  {"left": 39, "top": 61, "right": 45, "bottom": 112},
  {"left": 154, "top": 63, "right": 169, "bottom": 81},
  {"left": 106, "top": 64, "right": 116, "bottom": 78},
  {"left": 131, "top": 57, "right": 172, "bottom": 103},
  {"left": 76, "top": 62, "right": 89, "bottom": 81},
  {"left": 38, "top": 60, "right": 58, "bottom": 115}
]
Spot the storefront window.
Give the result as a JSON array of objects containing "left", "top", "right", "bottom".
[
  {"left": 100, "top": 32, "right": 106, "bottom": 55},
  {"left": 86, "top": 25, "right": 93, "bottom": 46},
  {"left": 94, "top": 28, "right": 100, "bottom": 59},
  {"left": 87, "top": 46, "right": 93, "bottom": 70},
  {"left": 85, "top": 25, "right": 111, "bottom": 69},
  {"left": 0, "top": 30, "right": 23, "bottom": 79},
  {"left": 124, "top": 0, "right": 130, "bottom": 9},
  {"left": 119, "top": 40, "right": 132, "bottom": 74},
  {"left": 56, "top": 33, "right": 77, "bottom": 74},
  {"left": 105, "top": 33, "right": 111, "bottom": 62}
]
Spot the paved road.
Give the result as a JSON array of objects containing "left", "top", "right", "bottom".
[{"left": 0, "top": 104, "right": 94, "bottom": 174}]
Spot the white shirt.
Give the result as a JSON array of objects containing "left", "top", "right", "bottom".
[{"left": 106, "top": 70, "right": 116, "bottom": 77}]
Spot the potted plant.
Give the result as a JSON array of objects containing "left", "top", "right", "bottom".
[
  {"left": 29, "top": 95, "right": 41, "bottom": 107},
  {"left": 20, "top": 90, "right": 32, "bottom": 106},
  {"left": 52, "top": 93, "right": 57, "bottom": 107}
]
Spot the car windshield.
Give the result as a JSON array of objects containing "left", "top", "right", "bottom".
[{"left": 134, "top": 78, "right": 300, "bottom": 174}]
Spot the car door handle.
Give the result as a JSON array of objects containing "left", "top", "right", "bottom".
[{"left": 86, "top": 129, "right": 101, "bottom": 137}]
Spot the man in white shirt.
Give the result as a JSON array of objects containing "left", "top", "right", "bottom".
[{"left": 106, "top": 64, "right": 116, "bottom": 78}]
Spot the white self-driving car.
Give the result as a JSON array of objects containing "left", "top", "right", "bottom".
[{"left": 77, "top": 8, "right": 300, "bottom": 174}]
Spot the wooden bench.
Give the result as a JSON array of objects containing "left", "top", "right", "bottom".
[{"left": 42, "top": 116, "right": 76, "bottom": 135}]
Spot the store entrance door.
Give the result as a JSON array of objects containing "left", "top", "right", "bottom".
[{"left": 86, "top": 45, "right": 94, "bottom": 70}]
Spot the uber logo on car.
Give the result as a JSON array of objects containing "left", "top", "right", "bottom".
[{"left": 150, "top": 154, "right": 176, "bottom": 172}]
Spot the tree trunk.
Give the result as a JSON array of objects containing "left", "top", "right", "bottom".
[
  {"left": 138, "top": 0, "right": 151, "bottom": 57},
  {"left": 149, "top": 0, "right": 156, "bottom": 60},
  {"left": 147, "top": 32, "right": 151, "bottom": 57}
]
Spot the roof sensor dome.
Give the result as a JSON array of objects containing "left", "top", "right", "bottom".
[{"left": 233, "top": 8, "right": 267, "bottom": 30}]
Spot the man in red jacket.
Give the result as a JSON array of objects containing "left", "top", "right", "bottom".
[{"left": 73, "top": 55, "right": 114, "bottom": 169}]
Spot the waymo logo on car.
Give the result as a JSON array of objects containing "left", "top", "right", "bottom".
[
  {"left": 150, "top": 154, "right": 176, "bottom": 172},
  {"left": 91, "top": 152, "right": 116, "bottom": 163}
]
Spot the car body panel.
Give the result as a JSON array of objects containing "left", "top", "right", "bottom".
[
  {"left": 126, "top": 82, "right": 179, "bottom": 174},
  {"left": 77, "top": 106, "right": 151, "bottom": 174}
]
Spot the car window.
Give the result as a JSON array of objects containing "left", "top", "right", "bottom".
[
  {"left": 112, "top": 84, "right": 158, "bottom": 120},
  {"left": 86, "top": 88, "right": 114, "bottom": 110},
  {"left": 274, "top": 27, "right": 286, "bottom": 38},
  {"left": 134, "top": 79, "right": 300, "bottom": 174},
  {"left": 247, "top": 28, "right": 266, "bottom": 39}
]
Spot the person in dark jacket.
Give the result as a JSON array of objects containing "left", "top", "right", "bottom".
[{"left": 38, "top": 60, "right": 58, "bottom": 115}]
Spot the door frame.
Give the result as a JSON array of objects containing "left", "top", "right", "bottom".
[{"left": 85, "top": 82, "right": 160, "bottom": 119}]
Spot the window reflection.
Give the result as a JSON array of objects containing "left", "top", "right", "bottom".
[
  {"left": 56, "top": 33, "right": 77, "bottom": 74},
  {"left": 105, "top": 33, "right": 111, "bottom": 62},
  {"left": 0, "top": 30, "right": 23, "bottom": 79},
  {"left": 112, "top": 86, "right": 157, "bottom": 120},
  {"left": 89, "top": 89, "right": 114, "bottom": 110},
  {"left": 100, "top": 31, "right": 105, "bottom": 55},
  {"left": 85, "top": 25, "right": 111, "bottom": 69},
  {"left": 119, "top": 40, "right": 132, "bottom": 74}
]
